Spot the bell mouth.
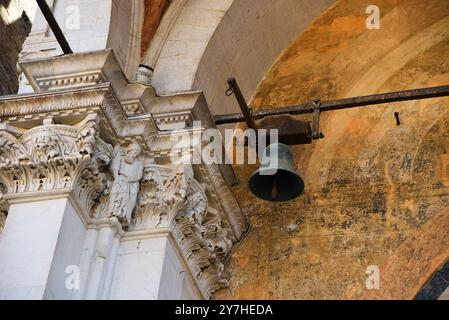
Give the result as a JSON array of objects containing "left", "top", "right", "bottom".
[{"left": 248, "top": 168, "right": 305, "bottom": 202}]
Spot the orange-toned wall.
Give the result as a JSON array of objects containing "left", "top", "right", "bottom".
[
  {"left": 216, "top": 0, "right": 449, "bottom": 299},
  {"left": 140, "top": 0, "right": 170, "bottom": 56}
]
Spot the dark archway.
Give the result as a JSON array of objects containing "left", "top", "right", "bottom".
[{"left": 415, "top": 260, "right": 449, "bottom": 300}]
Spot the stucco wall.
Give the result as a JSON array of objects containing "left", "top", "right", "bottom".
[{"left": 216, "top": 0, "right": 449, "bottom": 300}]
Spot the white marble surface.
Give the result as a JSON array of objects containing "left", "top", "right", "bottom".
[
  {"left": 110, "top": 234, "right": 202, "bottom": 300},
  {"left": 44, "top": 199, "right": 86, "bottom": 299},
  {"left": 0, "top": 198, "right": 85, "bottom": 299},
  {"left": 19, "top": 0, "right": 139, "bottom": 93}
]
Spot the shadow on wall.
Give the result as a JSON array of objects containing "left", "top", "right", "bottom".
[{"left": 0, "top": 0, "right": 32, "bottom": 95}]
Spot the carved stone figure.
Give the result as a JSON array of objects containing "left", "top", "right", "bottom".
[
  {"left": 31, "top": 127, "right": 61, "bottom": 161},
  {"left": 107, "top": 142, "right": 144, "bottom": 224},
  {"left": 186, "top": 189, "right": 207, "bottom": 224},
  {"left": 76, "top": 123, "right": 97, "bottom": 157}
]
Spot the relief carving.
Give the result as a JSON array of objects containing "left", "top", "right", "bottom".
[
  {"left": 136, "top": 165, "right": 188, "bottom": 228},
  {"left": 0, "top": 49, "right": 248, "bottom": 300},
  {"left": 134, "top": 165, "right": 235, "bottom": 298},
  {"left": 0, "top": 117, "right": 113, "bottom": 216},
  {"left": 31, "top": 126, "right": 62, "bottom": 161},
  {"left": 106, "top": 143, "right": 144, "bottom": 226}
]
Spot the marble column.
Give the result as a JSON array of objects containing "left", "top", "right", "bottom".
[
  {"left": 110, "top": 231, "right": 202, "bottom": 300},
  {"left": 0, "top": 196, "right": 85, "bottom": 299},
  {"left": 0, "top": 116, "right": 111, "bottom": 299}
]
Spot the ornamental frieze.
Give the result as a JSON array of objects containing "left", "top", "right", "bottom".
[{"left": 0, "top": 115, "right": 112, "bottom": 217}]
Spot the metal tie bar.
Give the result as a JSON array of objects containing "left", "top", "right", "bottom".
[
  {"left": 36, "top": 0, "right": 73, "bottom": 54},
  {"left": 217, "top": 80, "right": 449, "bottom": 125}
]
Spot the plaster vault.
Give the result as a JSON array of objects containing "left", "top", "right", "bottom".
[{"left": 1, "top": 0, "right": 449, "bottom": 300}]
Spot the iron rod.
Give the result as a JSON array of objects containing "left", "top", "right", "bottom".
[
  {"left": 227, "top": 78, "right": 257, "bottom": 130},
  {"left": 216, "top": 84, "right": 449, "bottom": 125},
  {"left": 36, "top": 0, "right": 73, "bottom": 54}
]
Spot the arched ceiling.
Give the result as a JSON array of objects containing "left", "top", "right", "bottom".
[
  {"left": 192, "top": 0, "right": 334, "bottom": 115},
  {"left": 214, "top": 0, "right": 449, "bottom": 299},
  {"left": 142, "top": 0, "right": 334, "bottom": 115},
  {"left": 251, "top": 0, "right": 449, "bottom": 106}
]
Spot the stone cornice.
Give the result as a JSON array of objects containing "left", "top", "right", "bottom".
[{"left": 0, "top": 84, "right": 212, "bottom": 158}]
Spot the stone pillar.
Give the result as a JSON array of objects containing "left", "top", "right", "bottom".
[
  {"left": 109, "top": 165, "right": 235, "bottom": 300},
  {"left": 0, "top": 116, "right": 112, "bottom": 299},
  {"left": 82, "top": 219, "right": 121, "bottom": 300},
  {"left": 110, "top": 231, "right": 202, "bottom": 300},
  {"left": 0, "top": 196, "right": 85, "bottom": 299},
  {"left": 0, "top": 50, "right": 248, "bottom": 300}
]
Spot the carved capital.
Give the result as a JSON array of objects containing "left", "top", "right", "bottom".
[
  {"left": 0, "top": 50, "right": 249, "bottom": 299},
  {"left": 134, "top": 165, "right": 235, "bottom": 299},
  {"left": 0, "top": 116, "right": 113, "bottom": 217}
]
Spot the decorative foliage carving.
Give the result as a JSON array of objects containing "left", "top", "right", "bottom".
[
  {"left": 0, "top": 117, "right": 113, "bottom": 216},
  {"left": 136, "top": 165, "right": 188, "bottom": 228},
  {"left": 198, "top": 163, "right": 248, "bottom": 240},
  {"left": 134, "top": 165, "right": 235, "bottom": 298},
  {"left": 0, "top": 50, "right": 248, "bottom": 300}
]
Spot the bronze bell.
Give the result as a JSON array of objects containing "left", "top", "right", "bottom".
[{"left": 248, "top": 143, "right": 304, "bottom": 202}]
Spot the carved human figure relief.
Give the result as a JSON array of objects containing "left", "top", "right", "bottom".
[
  {"left": 75, "top": 122, "right": 97, "bottom": 157},
  {"left": 31, "top": 126, "right": 62, "bottom": 162},
  {"left": 185, "top": 187, "right": 207, "bottom": 225},
  {"left": 106, "top": 142, "right": 144, "bottom": 225}
]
